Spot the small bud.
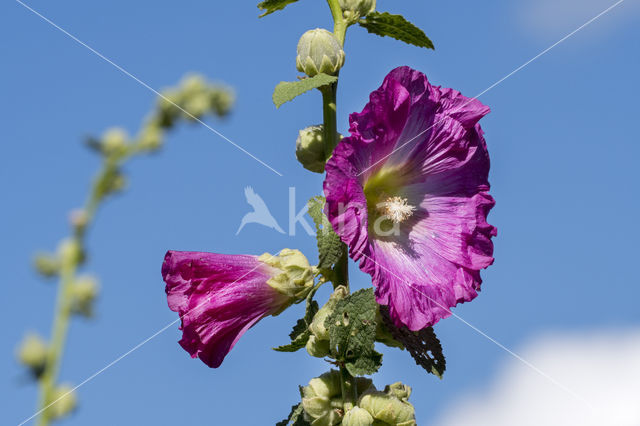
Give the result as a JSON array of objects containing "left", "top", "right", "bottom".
[
  {"left": 306, "top": 334, "right": 331, "bottom": 358},
  {"left": 33, "top": 253, "right": 60, "bottom": 278},
  {"left": 358, "top": 389, "right": 416, "bottom": 426},
  {"left": 210, "top": 89, "right": 235, "bottom": 116},
  {"left": 70, "top": 275, "right": 99, "bottom": 317},
  {"left": 138, "top": 124, "right": 163, "bottom": 151},
  {"left": 296, "top": 29, "right": 345, "bottom": 77},
  {"left": 343, "top": 406, "right": 374, "bottom": 426},
  {"left": 259, "top": 249, "right": 316, "bottom": 302},
  {"left": 48, "top": 384, "right": 77, "bottom": 420},
  {"left": 69, "top": 209, "right": 89, "bottom": 231},
  {"left": 295, "top": 125, "right": 341, "bottom": 173},
  {"left": 101, "top": 128, "right": 128, "bottom": 158},
  {"left": 339, "top": 0, "right": 376, "bottom": 22},
  {"left": 302, "top": 370, "right": 344, "bottom": 425},
  {"left": 58, "top": 239, "right": 82, "bottom": 267},
  {"left": 385, "top": 382, "right": 411, "bottom": 402},
  {"left": 158, "top": 89, "right": 184, "bottom": 128},
  {"left": 17, "top": 333, "right": 48, "bottom": 376},
  {"left": 309, "top": 285, "right": 348, "bottom": 340},
  {"left": 181, "top": 74, "right": 206, "bottom": 96}
]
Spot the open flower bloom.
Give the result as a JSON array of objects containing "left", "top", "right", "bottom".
[
  {"left": 162, "top": 249, "right": 315, "bottom": 368},
  {"left": 324, "top": 66, "right": 496, "bottom": 331}
]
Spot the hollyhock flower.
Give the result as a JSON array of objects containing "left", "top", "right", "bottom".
[
  {"left": 161, "top": 249, "right": 315, "bottom": 368},
  {"left": 324, "top": 66, "right": 496, "bottom": 331}
]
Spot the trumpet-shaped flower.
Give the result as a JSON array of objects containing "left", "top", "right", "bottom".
[
  {"left": 162, "top": 249, "right": 314, "bottom": 368},
  {"left": 324, "top": 66, "right": 496, "bottom": 331}
]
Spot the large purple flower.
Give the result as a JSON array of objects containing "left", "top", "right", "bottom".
[
  {"left": 162, "top": 249, "right": 314, "bottom": 368},
  {"left": 324, "top": 66, "right": 496, "bottom": 331}
]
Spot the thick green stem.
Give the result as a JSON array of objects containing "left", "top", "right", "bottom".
[
  {"left": 321, "top": 85, "right": 338, "bottom": 161},
  {"left": 340, "top": 366, "right": 358, "bottom": 407}
]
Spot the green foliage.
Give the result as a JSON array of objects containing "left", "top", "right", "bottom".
[
  {"left": 326, "top": 289, "right": 383, "bottom": 376},
  {"left": 308, "top": 196, "right": 343, "bottom": 273},
  {"left": 274, "top": 286, "right": 320, "bottom": 352},
  {"left": 359, "top": 12, "right": 434, "bottom": 50},
  {"left": 258, "top": 0, "right": 300, "bottom": 17},
  {"left": 277, "top": 403, "right": 311, "bottom": 426},
  {"left": 273, "top": 74, "right": 338, "bottom": 108}
]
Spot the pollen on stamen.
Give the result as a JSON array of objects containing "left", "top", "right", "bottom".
[{"left": 376, "top": 196, "right": 416, "bottom": 224}]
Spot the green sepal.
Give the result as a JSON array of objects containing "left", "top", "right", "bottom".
[
  {"left": 308, "top": 196, "right": 343, "bottom": 272},
  {"left": 273, "top": 284, "right": 321, "bottom": 352},
  {"left": 359, "top": 12, "right": 434, "bottom": 50},
  {"left": 326, "top": 288, "right": 383, "bottom": 375},
  {"left": 257, "top": 0, "right": 300, "bottom": 17},
  {"left": 273, "top": 74, "right": 338, "bottom": 108},
  {"left": 276, "top": 402, "right": 311, "bottom": 426}
]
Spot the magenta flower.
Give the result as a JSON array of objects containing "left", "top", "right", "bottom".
[
  {"left": 162, "top": 249, "right": 314, "bottom": 368},
  {"left": 323, "top": 66, "right": 496, "bottom": 331}
]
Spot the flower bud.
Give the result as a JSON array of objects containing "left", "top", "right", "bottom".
[
  {"left": 17, "top": 333, "right": 48, "bottom": 375},
  {"left": 101, "top": 128, "right": 128, "bottom": 158},
  {"left": 358, "top": 389, "right": 416, "bottom": 425},
  {"left": 58, "top": 239, "right": 82, "bottom": 267},
  {"left": 343, "top": 406, "right": 374, "bottom": 426},
  {"left": 210, "top": 88, "right": 235, "bottom": 116},
  {"left": 295, "top": 125, "right": 341, "bottom": 173},
  {"left": 138, "top": 124, "right": 163, "bottom": 151},
  {"left": 70, "top": 275, "right": 99, "bottom": 317},
  {"left": 302, "top": 370, "right": 344, "bottom": 425},
  {"left": 296, "top": 29, "right": 345, "bottom": 77},
  {"left": 259, "top": 249, "right": 315, "bottom": 301},
  {"left": 48, "top": 384, "right": 77, "bottom": 420},
  {"left": 339, "top": 0, "right": 376, "bottom": 21},
  {"left": 385, "top": 382, "right": 411, "bottom": 402},
  {"left": 33, "top": 253, "right": 60, "bottom": 278},
  {"left": 309, "top": 285, "right": 348, "bottom": 340},
  {"left": 69, "top": 209, "right": 89, "bottom": 231},
  {"left": 306, "top": 334, "right": 331, "bottom": 358}
]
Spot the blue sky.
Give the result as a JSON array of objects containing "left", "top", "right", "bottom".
[{"left": 2, "top": 0, "right": 639, "bottom": 424}]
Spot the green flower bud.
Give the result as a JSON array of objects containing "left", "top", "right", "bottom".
[
  {"left": 101, "top": 128, "right": 128, "bottom": 158},
  {"left": 296, "top": 29, "right": 345, "bottom": 77},
  {"left": 70, "top": 275, "right": 99, "bottom": 317},
  {"left": 48, "top": 384, "right": 77, "bottom": 420},
  {"left": 295, "top": 125, "right": 342, "bottom": 173},
  {"left": 302, "top": 370, "right": 345, "bottom": 425},
  {"left": 210, "top": 88, "right": 235, "bottom": 116},
  {"left": 358, "top": 389, "right": 416, "bottom": 426},
  {"left": 58, "top": 239, "right": 82, "bottom": 267},
  {"left": 181, "top": 74, "right": 206, "bottom": 96},
  {"left": 138, "top": 124, "right": 163, "bottom": 151},
  {"left": 259, "top": 249, "right": 316, "bottom": 302},
  {"left": 183, "top": 93, "right": 211, "bottom": 119},
  {"left": 343, "top": 406, "right": 374, "bottom": 426},
  {"left": 306, "top": 334, "right": 331, "bottom": 358},
  {"left": 17, "top": 333, "right": 48, "bottom": 375},
  {"left": 385, "top": 382, "right": 411, "bottom": 402},
  {"left": 339, "top": 0, "right": 376, "bottom": 21},
  {"left": 69, "top": 209, "right": 89, "bottom": 231},
  {"left": 33, "top": 253, "right": 60, "bottom": 278},
  {"left": 309, "top": 285, "right": 348, "bottom": 340}
]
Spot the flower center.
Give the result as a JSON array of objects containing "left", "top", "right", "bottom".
[{"left": 375, "top": 196, "right": 416, "bottom": 224}]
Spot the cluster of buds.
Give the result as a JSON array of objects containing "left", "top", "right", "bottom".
[{"left": 157, "top": 74, "right": 234, "bottom": 128}]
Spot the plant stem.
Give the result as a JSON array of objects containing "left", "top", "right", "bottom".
[{"left": 340, "top": 366, "right": 358, "bottom": 407}]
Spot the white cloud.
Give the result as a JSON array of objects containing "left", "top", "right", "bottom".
[
  {"left": 434, "top": 328, "right": 640, "bottom": 426},
  {"left": 517, "top": 0, "right": 640, "bottom": 41}
]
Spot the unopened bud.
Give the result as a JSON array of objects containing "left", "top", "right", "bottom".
[
  {"left": 48, "top": 384, "right": 77, "bottom": 420},
  {"left": 260, "top": 249, "right": 316, "bottom": 303},
  {"left": 69, "top": 209, "right": 89, "bottom": 231},
  {"left": 309, "top": 285, "right": 348, "bottom": 340},
  {"left": 302, "top": 370, "right": 344, "bottom": 425},
  {"left": 58, "top": 239, "right": 81, "bottom": 266},
  {"left": 296, "top": 29, "right": 345, "bottom": 77},
  {"left": 210, "top": 89, "right": 235, "bottom": 116},
  {"left": 339, "top": 0, "right": 376, "bottom": 21},
  {"left": 305, "top": 334, "right": 331, "bottom": 358},
  {"left": 358, "top": 389, "right": 416, "bottom": 425},
  {"left": 101, "top": 128, "right": 128, "bottom": 158},
  {"left": 70, "top": 275, "right": 99, "bottom": 317},
  {"left": 385, "top": 382, "right": 411, "bottom": 402},
  {"left": 17, "top": 333, "right": 48, "bottom": 375},
  {"left": 295, "top": 125, "right": 339, "bottom": 173},
  {"left": 343, "top": 406, "right": 374, "bottom": 426},
  {"left": 138, "top": 124, "right": 163, "bottom": 151},
  {"left": 33, "top": 253, "right": 60, "bottom": 278}
]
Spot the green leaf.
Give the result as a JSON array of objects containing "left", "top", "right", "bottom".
[
  {"left": 257, "top": 0, "right": 299, "bottom": 17},
  {"left": 276, "top": 403, "right": 310, "bottom": 426},
  {"left": 308, "top": 196, "right": 343, "bottom": 271},
  {"left": 359, "top": 12, "right": 434, "bottom": 50},
  {"left": 379, "top": 306, "right": 446, "bottom": 378},
  {"left": 273, "top": 74, "right": 338, "bottom": 108},
  {"left": 326, "top": 288, "right": 382, "bottom": 375}
]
